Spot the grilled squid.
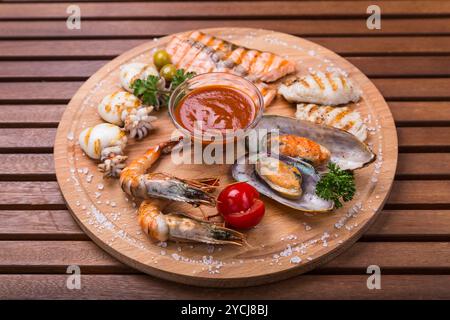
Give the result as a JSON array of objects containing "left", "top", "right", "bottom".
[
  {"left": 119, "top": 62, "right": 159, "bottom": 92},
  {"left": 278, "top": 71, "right": 361, "bottom": 106},
  {"left": 78, "top": 123, "right": 128, "bottom": 178},
  {"left": 97, "top": 91, "right": 157, "bottom": 139},
  {"left": 296, "top": 103, "right": 367, "bottom": 142}
]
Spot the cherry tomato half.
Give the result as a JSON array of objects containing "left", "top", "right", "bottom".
[{"left": 217, "top": 182, "right": 265, "bottom": 229}]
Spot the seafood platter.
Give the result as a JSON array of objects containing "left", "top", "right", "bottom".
[{"left": 54, "top": 28, "right": 397, "bottom": 287}]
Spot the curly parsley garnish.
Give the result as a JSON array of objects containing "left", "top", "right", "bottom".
[
  {"left": 131, "top": 69, "right": 196, "bottom": 110},
  {"left": 170, "top": 69, "right": 196, "bottom": 90},
  {"left": 315, "top": 162, "right": 356, "bottom": 208}
]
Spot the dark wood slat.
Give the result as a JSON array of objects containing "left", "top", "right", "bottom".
[
  {"left": 1, "top": 37, "right": 450, "bottom": 59},
  {"left": 0, "top": 128, "right": 56, "bottom": 151},
  {"left": 2, "top": 153, "right": 450, "bottom": 179},
  {"left": 0, "top": 181, "right": 65, "bottom": 209},
  {"left": 366, "top": 210, "right": 450, "bottom": 240},
  {"left": 387, "top": 181, "right": 450, "bottom": 207},
  {"left": 0, "top": 241, "right": 448, "bottom": 274},
  {"left": 397, "top": 127, "right": 450, "bottom": 150},
  {"left": 1, "top": 79, "right": 449, "bottom": 102},
  {"left": 1, "top": 127, "right": 449, "bottom": 151},
  {"left": 0, "top": 61, "right": 106, "bottom": 80},
  {"left": 0, "top": 180, "right": 448, "bottom": 208},
  {"left": 0, "top": 274, "right": 448, "bottom": 299},
  {"left": 0, "top": 105, "right": 65, "bottom": 126},
  {"left": 349, "top": 57, "right": 450, "bottom": 77},
  {"left": 2, "top": 102, "right": 450, "bottom": 127},
  {"left": 0, "top": 210, "right": 85, "bottom": 240},
  {"left": 389, "top": 102, "right": 450, "bottom": 124},
  {"left": 2, "top": 1, "right": 450, "bottom": 19},
  {"left": 397, "top": 153, "right": 450, "bottom": 178},
  {"left": 2, "top": 209, "right": 448, "bottom": 241},
  {"left": 2, "top": 58, "right": 450, "bottom": 80},
  {"left": 2, "top": 19, "right": 450, "bottom": 39}
]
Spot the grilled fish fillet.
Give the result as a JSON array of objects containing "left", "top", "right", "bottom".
[
  {"left": 295, "top": 103, "right": 367, "bottom": 142},
  {"left": 166, "top": 31, "right": 296, "bottom": 106},
  {"left": 278, "top": 71, "right": 361, "bottom": 106}
]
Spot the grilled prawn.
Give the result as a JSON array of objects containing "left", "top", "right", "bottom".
[
  {"left": 78, "top": 123, "right": 128, "bottom": 178},
  {"left": 120, "top": 138, "right": 218, "bottom": 207},
  {"left": 97, "top": 91, "right": 157, "bottom": 139},
  {"left": 138, "top": 199, "right": 244, "bottom": 245},
  {"left": 278, "top": 71, "right": 361, "bottom": 106}
]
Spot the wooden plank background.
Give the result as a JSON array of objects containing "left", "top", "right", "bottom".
[{"left": 0, "top": 0, "right": 449, "bottom": 299}]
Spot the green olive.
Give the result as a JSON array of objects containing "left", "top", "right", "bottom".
[
  {"left": 160, "top": 64, "right": 177, "bottom": 82},
  {"left": 153, "top": 50, "right": 172, "bottom": 70}
]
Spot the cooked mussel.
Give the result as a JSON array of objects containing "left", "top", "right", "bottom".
[
  {"left": 232, "top": 154, "right": 334, "bottom": 212},
  {"left": 256, "top": 115, "right": 375, "bottom": 171},
  {"left": 255, "top": 155, "right": 303, "bottom": 199}
]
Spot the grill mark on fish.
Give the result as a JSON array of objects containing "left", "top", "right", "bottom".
[
  {"left": 165, "top": 32, "right": 290, "bottom": 106},
  {"left": 300, "top": 79, "right": 310, "bottom": 88},
  {"left": 311, "top": 72, "right": 325, "bottom": 90},
  {"left": 331, "top": 109, "right": 349, "bottom": 126},
  {"left": 308, "top": 105, "right": 318, "bottom": 118},
  {"left": 262, "top": 54, "right": 275, "bottom": 74},
  {"left": 172, "top": 32, "right": 295, "bottom": 83},
  {"left": 326, "top": 72, "right": 338, "bottom": 91},
  {"left": 342, "top": 120, "right": 355, "bottom": 131},
  {"left": 248, "top": 51, "right": 261, "bottom": 74},
  {"left": 340, "top": 75, "right": 347, "bottom": 89}
]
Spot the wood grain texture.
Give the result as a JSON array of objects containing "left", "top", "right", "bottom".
[
  {"left": 0, "top": 105, "right": 65, "bottom": 127},
  {"left": 1, "top": 181, "right": 447, "bottom": 209},
  {"left": 54, "top": 28, "right": 397, "bottom": 287},
  {"left": 2, "top": 153, "right": 448, "bottom": 178},
  {"left": 2, "top": 1, "right": 449, "bottom": 19},
  {"left": 2, "top": 19, "right": 450, "bottom": 38},
  {"left": 2, "top": 37, "right": 449, "bottom": 59},
  {"left": 2, "top": 79, "right": 449, "bottom": 102},
  {"left": 0, "top": 274, "right": 448, "bottom": 299},
  {"left": 2, "top": 210, "right": 449, "bottom": 241},
  {"left": 3, "top": 58, "right": 450, "bottom": 79},
  {"left": 1, "top": 0, "right": 448, "bottom": 299},
  {"left": 3, "top": 103, "right": 450, "bottom": 127},
  {"left": 0, "top": 241, "right": 448, "bottom": 273},
  {"left": 0, "top": 210, "right": 85, "bottom": 240},
  {"left": 2, "top": 127, "right": 448, "bottom": 150}
]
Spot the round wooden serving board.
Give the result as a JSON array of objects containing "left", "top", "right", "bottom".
[{"left": 54, "top": 28, "right": 397, "bottom": 287}]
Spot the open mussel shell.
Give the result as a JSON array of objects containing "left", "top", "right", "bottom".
[
  {"left": 232, "top": 154, "right": 334, "bottom": 212},
  {"left": 256, "top": 115, "right": 375, "bottom": 171}
]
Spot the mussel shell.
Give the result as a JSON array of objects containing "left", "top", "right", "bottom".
[
  {"left": 256, "top": 115, "right": 375, "bottom": 171},
  {"left": 232, "top": 154, "right": 334, "bottom": 212},
  {"left": 255, "top": 156, "right": 303, "bottom": 199}
]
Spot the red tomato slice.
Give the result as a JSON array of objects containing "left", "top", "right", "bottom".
[{"left": 217, "top": 182, "right": 265, "bottom": 229}]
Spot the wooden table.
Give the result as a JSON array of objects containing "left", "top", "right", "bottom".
[{"left": 0, "top": 0, "right": 449, "bottom": 300}]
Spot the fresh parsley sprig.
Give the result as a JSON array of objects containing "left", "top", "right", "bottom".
[
  {"left": 315, "top": 162, "right": 356, "bottom": 208},
  {"left": 170, "top": 69, "right": 196, "bottom": 90},
  {"left": 131, "top": 69, "right": 196, "bottom": 110}
]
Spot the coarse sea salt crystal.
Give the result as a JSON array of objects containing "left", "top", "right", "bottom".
[
  {"left": 290, "top": 256, "right": 302, "bottom": 264},
  {"left": 67, "top": 132, "right": 74, "bottom": 141},
  {"left": 97, "top": 184, "right": 104, "bottom": 190}
]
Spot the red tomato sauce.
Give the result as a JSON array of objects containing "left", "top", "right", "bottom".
[{"left": 174, "top": 85, "right": 256, "bottom": 134}]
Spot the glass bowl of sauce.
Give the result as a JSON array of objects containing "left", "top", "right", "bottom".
[{"left": 168, "top": 73, "right": 264, "bottom": 145}]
